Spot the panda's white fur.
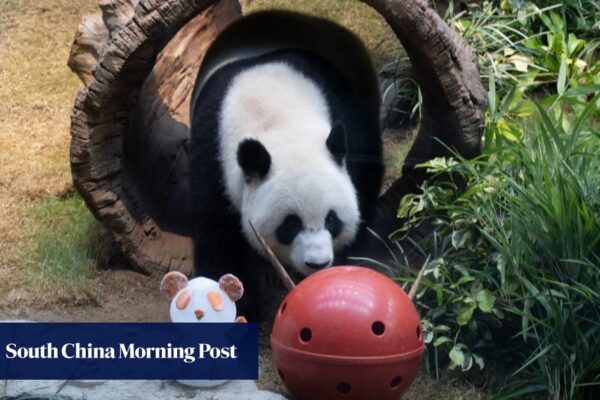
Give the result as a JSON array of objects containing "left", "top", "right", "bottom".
[
  {"left": 189, "top": 16, "right": 384, "bottom": 320},
  {"left": 218, "top": 62, "right": 360, "bottom": 275}
]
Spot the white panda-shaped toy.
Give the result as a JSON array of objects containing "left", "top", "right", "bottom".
[{"left": 160, "top": 271, "right": 246, "bottom": 387}]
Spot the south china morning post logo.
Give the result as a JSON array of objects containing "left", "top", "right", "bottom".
[
  {"left": 5, "top": 341, "right": 238, "bottom": 364},
  {"left": 0, "top": 323, "right": 258, "bottom": 380}
]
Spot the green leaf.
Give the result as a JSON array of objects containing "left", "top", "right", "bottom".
[
  {"left": 496, "top": 118, "right": 524, "bottom": 141},
  {"left": 510, "top": 98, "right": 536, "bottom": 118},
  {"left": 566, "top": 33, "right": 585, "bottom": 56},
  {"left": 456, "top": 303, "right": 477, "bottom": 326},
  {"left": 476, "top": 289, "right": 496, "bottom": 313},
  {"left": 423, "top": 331, "right": 434, "bottom": 344},
  {"left": 473, "top": 353, "right": 485, "bottom": 370},
  {"left": 549, "top": 11, "right": 564, "bottom": 33},
  {"left": 449, "top": 346, "right": 465, "bottom": 368},
  {"left": 434, "top": 336, "right": 452, "bottom": 347},
  {"left": 510, "top": 54, "right": 530, "bottom": 72},
  {"left": 433, "top": 324, "right": 451, "bottom": 333},
  {"left": 397, "top": 195, "right": 412, "bottom": 218},
  {"left": 564, "top": 84, "right": 600, "bottom": 98},
  {"left": 492, "top": 308, "right": 505, "bottom": 319},
  {"left": 417, "top": 157, "right": 456, "bottom": 172},
  {"left": 488, "top": 67, "right": 497, "bottom": 118},
  {"left": 451, "top": 230, "right": 465, "bottom": 249},
  {"left": 552, "top": 32, "right": 566, "bottom": 59},
  {"left": 539, "top": 12, "right": 553, "bottom": 32},
  {"left": 463, "top": 354, "right": 474, "bottom": 371},
  {"left": 516, "top": 9, "right": 528, "bottom": 26},
  {"left": 398, "top": 195, "right": 422, "bottom": 218},
  {"left": 512, "top": 345, "right": 552, "bottom": 376},
  {"left": 557, "top": 56, "right": 567, "bottom": 95},
  {"left": 453, "top": 275, "right": 476, "bottom": 287},
  {"left": 495, "top": 253, "right": 507, "bottom": 284},
  {"left": 452, "top": 263, "right": 469, "bottom": 276}
]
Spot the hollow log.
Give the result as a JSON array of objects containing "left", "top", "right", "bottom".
[
  {"left": 69, "top": 0, "right": 485, "bottom": 276},
  {"left": 67, "top": 14, "right": 109, "bottom": 85},
  {"left": 359, "top": 0, "right": 486, "bottom": 249},
  {"left": 69, "top": 0, "right": 242, "bottom": 276}
]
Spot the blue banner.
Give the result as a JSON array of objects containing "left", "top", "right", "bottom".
[{"left": 0, "top": 323, "right": 258, "bottom": 380}]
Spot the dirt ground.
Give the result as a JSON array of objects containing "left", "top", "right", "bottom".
[
  {"left": 0, "top": 0, "right": 487, "bottom": 398},
  {"left": 0, "top": 269, "right": 166, "bottom": 322},
  {"left": 0, "top": 270, "right": 487, "bottom": 400}
]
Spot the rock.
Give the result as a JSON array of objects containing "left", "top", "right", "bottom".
[{"left": 3, "top": 379, "right": 287, "bottom": 400}]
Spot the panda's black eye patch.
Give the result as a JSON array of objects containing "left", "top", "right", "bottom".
[
  {"left": 276, "top": 214, "right": 303, "bottom": 245},
  {"left": 325, "top": 210, "right": 343, "bottom": 239}
]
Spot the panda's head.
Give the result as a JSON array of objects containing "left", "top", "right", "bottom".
[{"left": 236, "top": 121, "right": 360, "bottom": 276}]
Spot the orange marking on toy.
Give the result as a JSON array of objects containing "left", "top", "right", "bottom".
[
  {"left": 235, "top": 316, "right": 247, "bottom": 323},
  {"left": 176, "top": 289, "right": 191, "bottom": 310},
  {"left": 194, "top": 309, "right": 205, "bottom": 320},
  {"left": 207, "top": 291, "right": 224, "bottom": 311}
]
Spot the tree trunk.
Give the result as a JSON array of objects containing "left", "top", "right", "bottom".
[{"left": 69, "top": 0, "right": 485, "bottom": 276}]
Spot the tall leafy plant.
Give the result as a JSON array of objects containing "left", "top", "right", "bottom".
[
  {"left": 395, "top": 89, "right": 600, "bottom": 399},
  {"left": 383, "top": 1, "right": 599, "bottom": 125}
]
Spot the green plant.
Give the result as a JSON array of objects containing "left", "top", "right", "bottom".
[
  {"left": 451, "top": 2, "right": 598, "bottom": 96},
  {"left": 395, "top": 88, "right": 600, "bottom": 399},
  {"left": 379, "top": 56, "right": 422, "bottom": 127},
  {"left": 522, "top": 9, "right": 597, "bottom": 89},
  {"left": 509, "top": 0, "right": 600, "bottom": 39},
  {"left": 386, "top": 1, "right": 600, "bottom": 124}
]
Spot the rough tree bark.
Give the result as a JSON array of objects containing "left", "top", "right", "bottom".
[
  {"left": 360, "top": 0, "right": 486, "bottom": 246},
  {"left": 68, "top": 0, "right": 485, "bottom": 276},
  {"left": 69, "top": 0, "right": 242, "bottom": 276}
]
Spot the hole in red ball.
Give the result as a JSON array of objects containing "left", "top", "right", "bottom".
[
  {"left": 416, "top": 325, "right": 421, "bottom": 339},
  {"left": 390, "top": 376, "right": 402, "bottom": 389},
  {"left": 277, "top": 369, "right": 285, "bottom": 381},
  {"left": 336, "top": 382, "right": 351, "bottom": 394},
  {"left": 280, "top": 302, "right": 287, "bottom": 315},
  {"left": 372, "top": 321, "right": 385, "bottom": 336},
  {"left": 299, "top": 327, "right": 312, "bottom": 343}
]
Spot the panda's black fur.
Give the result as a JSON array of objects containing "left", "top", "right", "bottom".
[{"left": 189, "top": 49, "right": 383, "bottom": 320}]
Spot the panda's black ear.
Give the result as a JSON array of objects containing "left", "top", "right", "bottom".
[
  {"left": 326, "top": 121, "right": 348, "bottom": 166},
  {"left": 237, "top": 139, "right": 271, "bottom": 181}
]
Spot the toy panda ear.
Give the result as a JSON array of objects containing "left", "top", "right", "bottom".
[
  {"left": 160, "top": 271, "right": 189, "bottom": 300},
  {"left": 326, "top": 121, "right": 348, "bottom": 165},
  {"left": 218, "top": 274, "right": 244, "bottom": 302},
  {"left": 237, "top": 139, "right": 271, "bottom": 181}
]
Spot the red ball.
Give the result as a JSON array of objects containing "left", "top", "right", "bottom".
[{"left": 271, "top": 266, "right": 424, "bottom": 400}]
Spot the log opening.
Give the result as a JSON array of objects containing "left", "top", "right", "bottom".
[{"left": 69, "top": 0, "right": 485, "bottom": 276}]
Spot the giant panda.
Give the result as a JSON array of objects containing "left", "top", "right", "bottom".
[{"left": 188, "top": 11, "right": 383, "bottom": 320}]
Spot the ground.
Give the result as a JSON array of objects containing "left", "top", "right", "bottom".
[{"left": 0, "top": 0, "right": 485, "bottom": 399}]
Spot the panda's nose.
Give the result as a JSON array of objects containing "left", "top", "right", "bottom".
[{"left": 305, "top": 260, "right": 331, "bottom": 270}]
